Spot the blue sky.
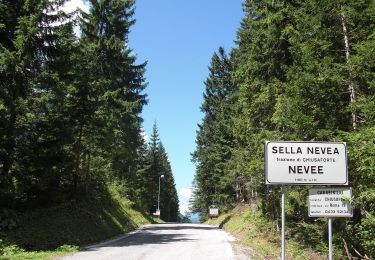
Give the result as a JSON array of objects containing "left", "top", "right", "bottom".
[
  {"left": 128, "top": 0, "right": 244, "bottom": 214},
  {"left": 66, "top": 0, "right": 244, "bottom": 214}
]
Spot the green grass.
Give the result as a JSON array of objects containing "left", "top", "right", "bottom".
[
  {"left": 0, "top": 188, "right": 159, "bottom": 259},
  {"left": 0, "top": 245, "right": 78, "bottom": 260}
]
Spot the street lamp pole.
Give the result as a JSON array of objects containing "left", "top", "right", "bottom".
[{"left": 158, "top": 175, "right": 164, "bottom": 211}]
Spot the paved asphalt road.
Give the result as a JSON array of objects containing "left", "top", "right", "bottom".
[{"left": 62, "top": 223, "right": 246, "bottom": 260}]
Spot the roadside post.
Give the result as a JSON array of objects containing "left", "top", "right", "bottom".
[
  {"left": 153, "top": 209, "right": 161, "bottom": 217},
  {"left": 281, "top": 185, "right": 285, "bottom": 260},
  {"left": 308, "top": 187, "right": 353, "bottom": 260},
  {"left": 265, "top": 141, "right": 348, "bottom": 260},
  {"left": 329, "top": 217, "right": 332, "bottom": 260}
]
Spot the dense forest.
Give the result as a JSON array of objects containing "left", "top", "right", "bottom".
[
  {"left": 192, "top": 0, "right": 375, "bottom": 257},
  {"left": 0, "top": 0, "right": 178, "bottom": 226}
]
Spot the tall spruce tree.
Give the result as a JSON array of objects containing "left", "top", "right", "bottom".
[
  {"left": 0, "top": 0, "right": 151, "bottom": 209},
  {"left": 141, "top": 123, "right": 163, "bottom": 211},
  {"left": 71, "top": 0, "right": 147, "bottom": 195},
  {"left": 0, "top": 0, "right": 76, "bottom": 207},
  {"left": 230, "top": 0, "right": 296, "bottom": 220},
  {"left": 140, "top": 123, "right": 179, "bottom": 221},
  {"left": 158, "top": 143, "right": 179, "bottom": 222},
  {"left": 192, "top": 47, "right": 237, "bottom": 215}
]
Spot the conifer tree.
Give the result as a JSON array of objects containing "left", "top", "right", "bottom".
[
  {"left": 141, "top": 123, "right": 163, "bottom": 211},
  {"left": 140, "top": 123, "right": 179, "bottom": 221},
  {"left": 192, "top": 47, "right": 237, "bottom": 214},
  {"left": 0, "top": 0, "right": 76, "bottom": 206},
  {"left": 70, "top": 0, "right": 147, "bottom": 194},
  {"left": 158, "top": 143, "right": 179, "bottom": 222}
]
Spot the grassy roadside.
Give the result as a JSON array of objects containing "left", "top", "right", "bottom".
[
  {"left": 206, "top": 205, "right": 325, "bottom": 259},
  {"left": 0, "top": 245, "right": 78, "bottom": 260},
  {"left": 0, "top": 189, "right": 160, "bottom": 260}
]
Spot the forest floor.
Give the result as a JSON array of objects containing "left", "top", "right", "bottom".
[
  {"left": 0, "top": 189, "right": 160, "bottom": 260},
  {"left": 206, "top": 205, "right": 326, "bottom": 260}
]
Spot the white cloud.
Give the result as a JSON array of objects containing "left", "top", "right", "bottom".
[
  {"left": 46, "top": 0, "right": 89, "bottom": 34},
  {"left": 58, "top": 0, "right": 89, "bottom": 36},
  {"left": 141, "top": 130, "right": 149, "bottom": 143},
  {"left": 179, "top": 188, "right": 192, "bottom": 200},
  {"left": 61, "top": 0, "right": 89, "bottom": 14}
]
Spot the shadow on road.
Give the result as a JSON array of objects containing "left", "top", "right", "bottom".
[
  {"left": 110, "top": 232, "right": 195, "bottom": 247},
  {"left": 143, "top": 224, "right": 216, "bottom": 231},
  {"left": 84, "top": 224, "right": 211, "bottom": 250}
]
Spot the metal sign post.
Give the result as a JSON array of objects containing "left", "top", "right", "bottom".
[
  {"left": 281, "top": 185, "right": 285, "bottom": 260},
  {"left": 328, "top": 218, "right": 333, "bottom": 260}
]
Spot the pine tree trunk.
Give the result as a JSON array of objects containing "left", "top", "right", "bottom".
[
  {"left": 1, "top": 103, "right": 16, "bottom": 186},
  {"left": 85, "top": 151, "right": 91, "bottom": 193},
  {"left": 341, "top": 10, "right": 358, "bottom": 130},
  {"left": 73, "top": 125, "right": 83, "bottom": 195}
]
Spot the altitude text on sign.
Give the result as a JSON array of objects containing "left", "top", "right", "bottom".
[{"left": 265, "top": 141, "right": 348, "bottom": 185}]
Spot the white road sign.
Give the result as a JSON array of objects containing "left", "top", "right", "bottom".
[
  {"left": 265, "top": 141, "right": 348, "bottom": 185},
  {"left": 209, "top": 208, "right": 219, "bottom": 217},
  {"left": 308, "top": 188, "right": 353, "bottom": 217}
]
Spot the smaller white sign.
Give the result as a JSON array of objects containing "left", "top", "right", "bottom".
[
  {"left": 209, "top": 208, "right": 219, "bottom": 217},
  {"left": 153, "top": 209, "right": 160, "bottom": 216},
  {"left": 308, "top": 188, "right": 353, "bottom": 217}
]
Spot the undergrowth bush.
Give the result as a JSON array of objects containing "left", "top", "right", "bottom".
[
  {"left": 356, "top": 214, "right": 375, "bottom": 257},
  {"left": 0, "top": 209, "right": 18, "bottom": 231}
]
